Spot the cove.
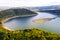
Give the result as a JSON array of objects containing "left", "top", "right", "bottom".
[{"left": 4, "top": 12, "right": 60, "bottom": 33}]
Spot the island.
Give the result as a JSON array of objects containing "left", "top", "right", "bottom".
[{"left": 32, "top": 17, "right": 57, "bottom": 24}]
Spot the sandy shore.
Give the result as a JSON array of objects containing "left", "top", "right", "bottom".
[{"left": 32, "top": 17, "right": 56, "bottom": 24}]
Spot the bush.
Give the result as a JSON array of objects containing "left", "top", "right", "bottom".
[
  {"left": 0, "top": 22, "right": 2, "bottom": 24},
  {"left": 0, "top": 28, "right": 60, "bottom": 40}
]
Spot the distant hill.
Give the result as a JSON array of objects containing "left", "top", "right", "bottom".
[
  {"left": 0, "top": 8, "right": 37, "bottom": 19},
  {"left": 26, "top": 5, "right": 60, "bottom": 11},
  {"left": 26, "top": 5, "right": 60, "bottom": 15}
]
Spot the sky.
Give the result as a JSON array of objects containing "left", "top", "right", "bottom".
[{"left": 0, "top": 0, "right": 60, "bottom": 7}]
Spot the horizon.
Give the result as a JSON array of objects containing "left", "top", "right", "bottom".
[{"left": 0, "top": 0, "right": 60, "bottom": 7}]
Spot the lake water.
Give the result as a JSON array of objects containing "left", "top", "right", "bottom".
[{"left": 5, "top": 12, "right": 60, "bottom": 33}]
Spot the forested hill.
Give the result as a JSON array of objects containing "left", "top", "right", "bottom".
[{"left": 0, "top": 8, "right": 37, "bottom": 19}]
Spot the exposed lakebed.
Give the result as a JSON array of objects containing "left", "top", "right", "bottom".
[{"left": 4, "top": 12, "right": 60, "bottom": 33}]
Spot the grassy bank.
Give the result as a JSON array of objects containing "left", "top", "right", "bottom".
[{"left": 0, "top": 28, "right": 60, "bottom": 40}]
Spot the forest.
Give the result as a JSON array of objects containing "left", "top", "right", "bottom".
[{"left": 0, "top": 27, "right": 60, "bottom": 40}]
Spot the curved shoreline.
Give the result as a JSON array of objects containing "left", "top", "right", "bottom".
[
  {"left": 2, "top": 14, "right": 37, "bottom": 30},
  {"left": 2, "top": 14, "right": 37, "bottom": 23}
]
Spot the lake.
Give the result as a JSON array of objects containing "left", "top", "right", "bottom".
[{"left": 5, "top": 12, "right": 60, "bottom": 33}]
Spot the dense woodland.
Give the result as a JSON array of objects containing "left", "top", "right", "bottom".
[{"left": 0, "top": 28, "right": 60, "bottom": 40}]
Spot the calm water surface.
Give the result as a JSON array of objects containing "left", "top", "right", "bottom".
[{"left": 5, "top": 12, "right": 60, "bottom": 33}]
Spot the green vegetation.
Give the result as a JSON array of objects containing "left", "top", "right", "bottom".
[
  {"left": 0, "top": 8, "right": 37, "bottom": 20},
  {"left": 0, "top": 28, "right": 60, "bottom": 40},
  {"left": 0, "top": 8, "right": 60, "bottom": 40},
  {"left": 0, "top": 22, "right": 2, "bottom": 24}
]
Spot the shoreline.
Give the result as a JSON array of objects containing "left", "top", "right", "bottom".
[
  {"left": 1, "top": 14, "right": 37, "bottom": 30},
  {"left": 2, "top": 14, "right": 37, "bottom": 23}
]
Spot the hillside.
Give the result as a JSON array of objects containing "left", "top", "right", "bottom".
[
  {"left": 0, "top": 8, "right": 37, "bottom": 21},
  {"left": 0, "top": 28, "right": 60, "bottom": 40}
]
